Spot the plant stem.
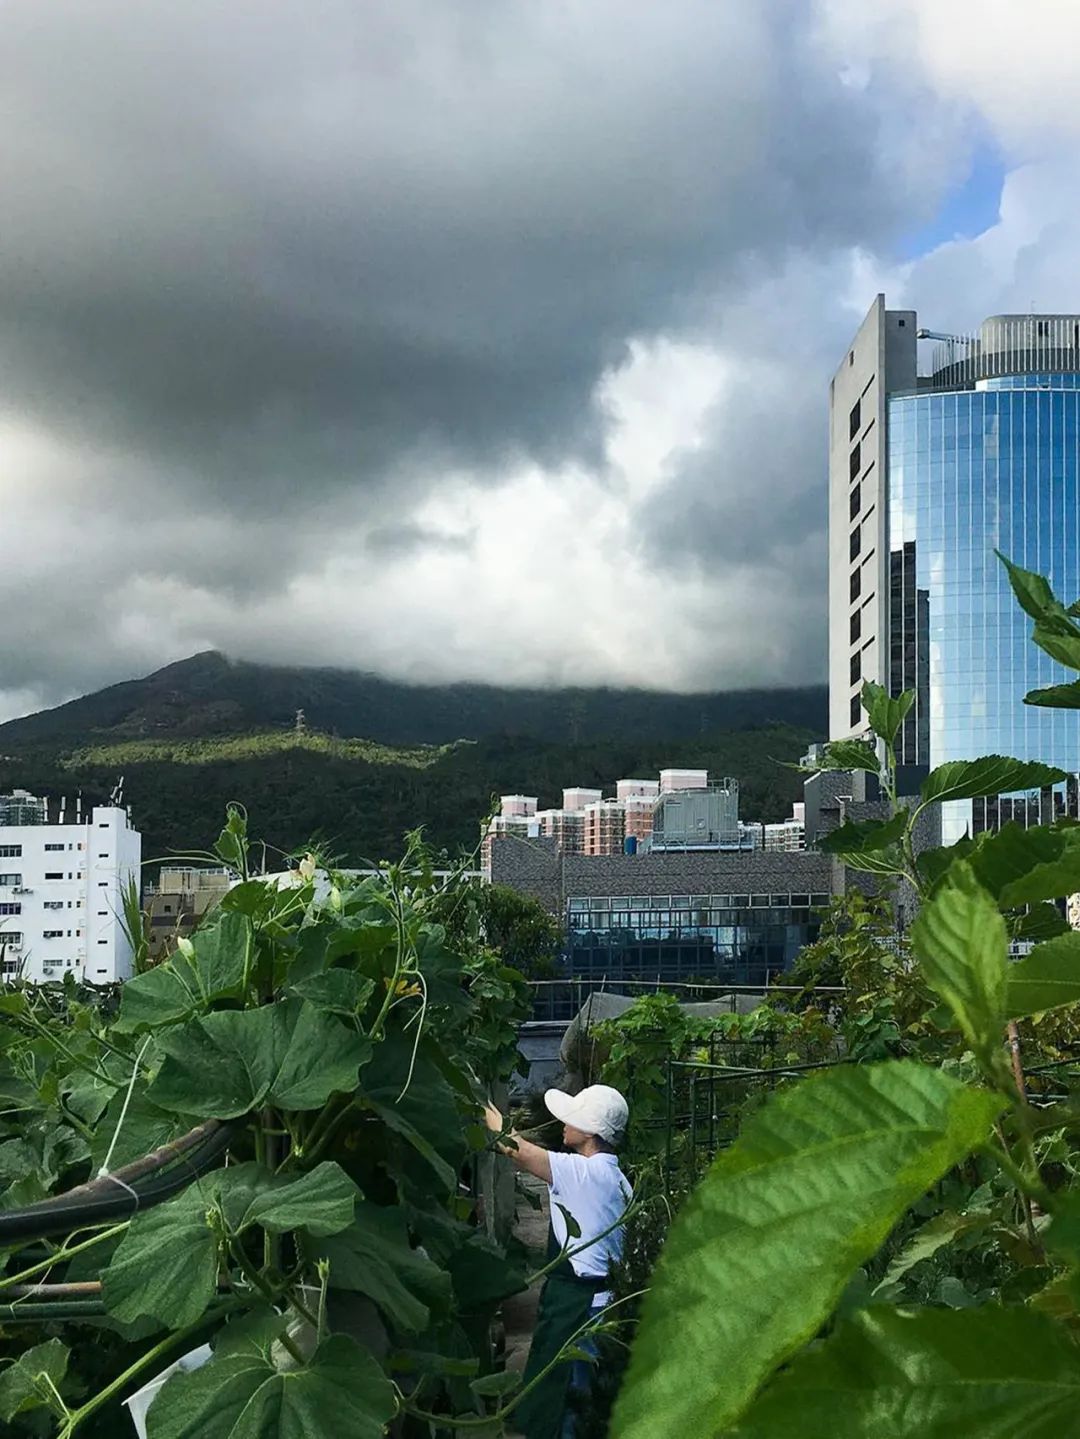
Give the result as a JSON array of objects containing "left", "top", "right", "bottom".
[
  {"left": 58, "top": 1298, "right": 246, "bottom": 1437},
  {"left": 0, "top": 1223, "right": 128, "bottom": 1293},
  {"left": 401, "top": 1289, "right": 648, "bottom": 1429},
  {"left": 227, "top": 1242, "right": 308, "bottom": 1364}
]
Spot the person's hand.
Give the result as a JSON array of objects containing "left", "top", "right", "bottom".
[{"left": 483, "top": 1102, "right": 504, "bottom": 1134}]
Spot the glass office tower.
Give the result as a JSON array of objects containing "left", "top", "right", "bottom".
[{"left": 830, "top": 305, "right": 1080, "bottom": 839}]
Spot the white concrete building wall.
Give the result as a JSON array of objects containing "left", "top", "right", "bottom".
[
  {"left": 616, "top": 779, "right": 660, "bottom": 801},
  {"left": 0, "top": 803, "right": 141, "bottom": 985},
  {"left": 659, "top": 769, "right": 708, "bottom": 793},
  {"left": 562, "top": 788, "right": 602, "bottom": 813},
  {"left": 827, "top": 294, "right": 916, "bottom": 740}
]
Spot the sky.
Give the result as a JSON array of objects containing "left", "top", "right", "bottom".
[{"left": 2, "top": 0, "right": 1079, "bottom": 721}]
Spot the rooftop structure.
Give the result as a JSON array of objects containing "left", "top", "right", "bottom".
[{"left": 0, "top": 793, "right": 141, "bottom": 984}]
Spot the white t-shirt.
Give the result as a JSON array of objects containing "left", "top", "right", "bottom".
[{"left": 548, "top": 1151, "right": 632, "bottom": 1306}]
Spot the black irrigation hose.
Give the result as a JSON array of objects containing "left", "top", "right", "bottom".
[{"left": 0, "top": 1122, "right": 237, "bottom": 1243}]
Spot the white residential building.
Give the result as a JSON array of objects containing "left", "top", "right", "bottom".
[{"left": 0, "top": 792, "right": 142, "bottom": 984}]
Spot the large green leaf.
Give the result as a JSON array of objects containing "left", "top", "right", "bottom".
[
  {"left": 146, "top": 1334, "right": 397, "bottom": 1439},
  {"left": 147, "top": 1000, "right": 369, "bottom": 1117},
  {"left": 800, "top": 739, "right": 881, "bottom": 774},
  {"left": 609, "top": 1062, "right": 1001, "bottom": 1439},
  {"left": 0, "top": 1338, "right": 69, "bottom": 1423},
  {"left": 360, "top": 1031, "right": 466, "bottom": 1191},
  {"left": 103, "top": 1181, "right": 221, "bottom": 1328},
  {"left": 965, "top": 822, "right": 1080, "bottom": 908},
  {"left": 220, "top": 1161, "right": 359, "bottom": 1239},
  {"left": 920, "top": 757, "right": 1068, "bottom": 806},
  {"left": 90, "top": 1085, "right": 186, "bottom": 1173},
  {"left": 861, "top": 681, "right": 915, "bottom": 746},
  {"left": 1032, "top": 625, "right": 1080, "bottom": 671},
  {"left": 911, "top": 862, "right": 1008, "bottom": 1059},
  {"left": 1025, "top": 680, "right": 1080, "bottom": 709},
  {"left": 818, "top": 810, "right": 908, "bottom": 874},
  {"left": 287, "top": 970, "right": 374, "bottom": 1016},
  {"left": 103, "top": 1162, "right": 359, "bottom": 1327},
  {"left": 115, "top": 912, "right": 255, "bottom": 1033},
  {"left": 999, "top": 551, "right": 1075, "bottom": 628},
  {"left": 313, "top": 1201, "right": 452, "bottom": 1332},
  {"left": 730, "top": 1304, "right": 1080, "bottom": 1437},
  {"left": 1008, "top": 932, "right": 1080, "bottom": 1018}
]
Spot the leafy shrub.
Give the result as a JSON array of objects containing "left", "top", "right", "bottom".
[
  {"left": 0, "top": 816, "right": 534, "bottom": 1436},
  {"left": 605, "top": 556, "right": 1080, "bottom": 1438}
]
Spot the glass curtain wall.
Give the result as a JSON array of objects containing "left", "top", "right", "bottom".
[{"left": 888, "top": 374, "right": 1080, "bottom": 836}]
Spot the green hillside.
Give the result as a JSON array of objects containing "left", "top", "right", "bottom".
[{"left": 0, "top": 724, "right": 815, "bottom": 869}]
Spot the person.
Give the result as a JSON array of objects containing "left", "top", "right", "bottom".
[{"left": 484, "top": 1084, "right": 631, "bottom": 1439}]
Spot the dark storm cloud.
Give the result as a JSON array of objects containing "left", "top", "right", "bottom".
[
  {"left": 0, "top": 0, "right": 969, "bottom": 712},
  {"left": 0, "top": 0, "right": 905, "bottom": 507}
]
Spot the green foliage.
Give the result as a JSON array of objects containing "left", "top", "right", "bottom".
[
  {"left": 147, "top": 1331, "right": 397, "bottom": 1439},
  {"left": 147, "top": 1000, "right": 371, "bottom": 1117},
  {"left": 860, "top": 680, "right": 914, "bottom": 747},
  {"left": 790, "top": 891, "right": 930, "bottom": 1060},
  {"left": 998, "top": 553, "right": 1080, "bottom": 708},
  {"left": 1006, "top": 933, "right": 1080, "bottom": 1018},
  {"left": 0, "top": 815, "right": 532, "bottom": 1437},
  {"left": 919, "top": 756, "right": 1068, "bottom": 806},
  {"left": 0, "top": 722, "right": 814, "bottom": 874},
  {"left": 605, "top": 557, "right": 1080, "bottom": 1437},
  {"left": 611, "top": 1063, "right": 1001, "bottom": 1439},
  {"left": 593, "top": 993, "right": 836, "bottom": 1171},
  {"left": 911, "top": 861, "right": 1008, "bottom": 1067},
  {"left": 731, "top": 1306, "right": 1080, "bottom": 1437},
  {"left": 0, "top": 1339, "right": 71, "bottom": 1425},
  {"left": 818, "top": 810, "right": 909, "bottom": 874}
]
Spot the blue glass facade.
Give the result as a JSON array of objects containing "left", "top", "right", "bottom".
[
  {"left": 888, "top": 374, "right": 1080, "bottom": 820},
  {"left": 565, "top": 891, "right": 828, "bottom": 987}
]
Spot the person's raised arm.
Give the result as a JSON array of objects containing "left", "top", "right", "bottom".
[{"left": 483, "top": 1102, "right": 552, "bottom": 1185}]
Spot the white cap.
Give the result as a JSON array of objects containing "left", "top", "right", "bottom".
[{"left": 544, "top": 1084, "right": 629, "bottom": 1142}]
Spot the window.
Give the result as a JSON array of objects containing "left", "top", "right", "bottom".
[
  {"left": 98, "top": 823, "right": 109, "bottom": 829},
  {"left": 850, "top": 609, "right": 861, "bottom": 644},
  {"left": 43, "top": 930, "right": 63, "bottom": 939},
  {"left": 850, "top": 525, "right": 861, "bottom": 560},
  {"left": 0, "top": 845, "right": 21, "bottom": 858},
  {"left": 0, "top": 874, "right": 22, "bottom": 887},
  {"left": 850, "top": 694, "right": 861, "bottom": 726},
  {"left": 1, "top": 933, "right": 22, "bottom": 947},
  {"left": 98, "top": 852, "right": 109, "bottom": 858},
  {"left": 850, "top": 652, "right": 861, "bottom": 685},
  {"left": 42, "top": 902, "right": 62, "bottom": 912},
  {"left": 849, "top": 444, "right": 861, "bottom": 481},
  {"left": 850, "top": 483, "right": 860, "bottom": 520},
  {"left": 97, "top": 939, "right": 108, "bottom": 945},
  {"left": 849, "top": 350, "right": 855, "bottom": 367},
  {"left": 850, "top": 568, "right": 861, "bottom": 602},
  {"left": 98, "top": 882, "right": 108, "bottom": 888},
  {"left": 45, "top": 872, "right": 63, "bottom": 881},
  {"left": 0, "top": 903, "right": 20, "bottom": 916},
  {"left": 44, "top": 843, "right": 64, "bottom": 852},
  {"left": 849, "top": 400, "right": 860, "bottom": 440},
  {"left": 898, "top": 318, "right": 906, "bottom": 328}
]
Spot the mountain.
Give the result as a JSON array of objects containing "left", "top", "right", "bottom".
[
  {"left": 0, "top": 652, "right": 826, "bottom": 748},
  {"left": 0, "top": 655, "right": 826, "bottom": 865}
]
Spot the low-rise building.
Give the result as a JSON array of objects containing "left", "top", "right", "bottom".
[
  {"left": 0, "top": 790, "right": 141, "bottom": 984},
  {"left": 144, "top": 866, "right": 233, "bottom": 961},
  {"left": 490, "top": 834, "right": 835, "bottom": 986}
]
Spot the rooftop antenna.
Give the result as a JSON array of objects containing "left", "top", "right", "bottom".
[
  {"left": 295, "top": 708, "right": 306, "bottom": 736},
  {"left": 109, "top": 776, "right": 125, "bottom": 808}
]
